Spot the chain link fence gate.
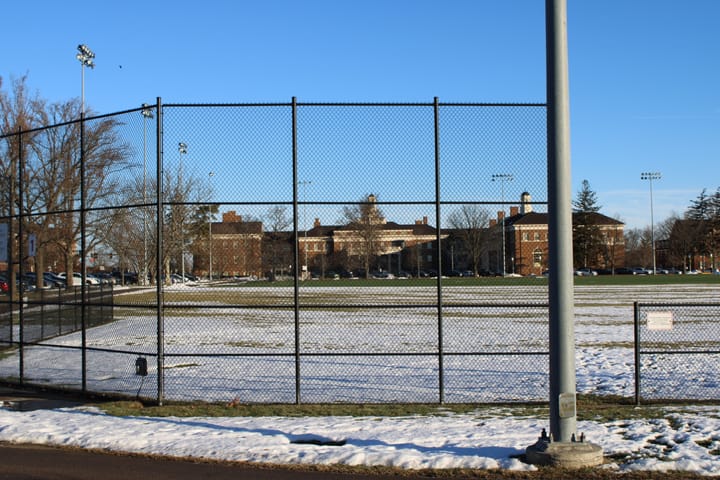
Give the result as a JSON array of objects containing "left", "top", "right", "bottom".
[{"left": 0, "top": 99, "right": 550, "bottom": 404}]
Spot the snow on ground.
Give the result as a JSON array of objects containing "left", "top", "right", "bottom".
[
  {"left": 2, "top": 404, "right": 720, "bottom": 474},
  {"left": 1, "top": 283, "right": 719, "bottom": 473}
]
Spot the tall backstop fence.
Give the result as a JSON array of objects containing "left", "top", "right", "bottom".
[
  {"left": 3, "top": 100, "right": 716, "bottom": 405},
  {"left": 0, "top": 100, "right": 552, "bottom": 404}
]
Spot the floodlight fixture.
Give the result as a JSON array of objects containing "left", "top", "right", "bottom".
[
  {"left": 141, "top": 103, "right": 154, "bottom": 118},
  {"left": 76, "top": 44, "right": 95, "bottom": 68}
]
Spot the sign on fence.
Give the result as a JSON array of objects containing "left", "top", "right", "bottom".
[{"left": 646, "top": 311, "right": 673, "bottom": 331}]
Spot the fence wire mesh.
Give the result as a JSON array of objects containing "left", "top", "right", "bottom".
[
  {"left": 1, "top": 101, "right": 553, "bottom": 404},
  {"left": 635, "top": 302, "right": 720, "bottom": 402}
]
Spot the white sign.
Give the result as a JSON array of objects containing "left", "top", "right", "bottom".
[
  {"left": 647, "top": 311, "right": 673, "bottom": 331},
  {"left": 28, "top": 233, "right": 37, "bottom": 257},
  {"left": 0, "top": 223, "right": 7, "bottom": 263}
]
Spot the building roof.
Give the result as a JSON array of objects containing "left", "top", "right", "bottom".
[
  {"left": 505, "top": 211, "right": 623, "bottom": 227},
  {"left": 211, "top": 221, "right": 263, "bottom": 235}
]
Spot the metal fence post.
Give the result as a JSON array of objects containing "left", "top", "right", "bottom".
[
  {"left": 291, "top": 96, "right": 301, "bottom": 405},
  {"left": 634, "top": 301, "right": 641, "bottom": 406},
  {"left": 433, "top": 97, "right": 444, "bottom": 404},
  {"left": 155, "top": 97, "right": 165, "bottom": 405},
  {"left": 80, "top": 111, "right": 88, "bottom": 393},
  {"left": 17, "top": 131, "right": 25, "bottom": 384}
]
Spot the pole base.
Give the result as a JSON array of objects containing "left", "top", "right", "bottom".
[{"left": 525, "top": 438, "right": 603, "bottom": 468}]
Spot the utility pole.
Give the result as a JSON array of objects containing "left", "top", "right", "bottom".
[{"left": 526, "top": 0, "right": 603, "bottom": 467}]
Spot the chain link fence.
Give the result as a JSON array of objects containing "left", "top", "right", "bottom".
[
  {"left": 1, "top": 100, "right": 553, "bottom": 403},
  {"left": 634, "top": 302, "right": 720, "bottom": 403}
]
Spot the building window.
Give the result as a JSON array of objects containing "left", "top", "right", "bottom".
[
  {"left": 523, "top": 232, "right": 529, "bottom": 241},
  {"left": 533, "top": 249, "right": 543, "bottom": 266},
  {"left": 534, "top": 232, "right": 540, "bottom": 241}
]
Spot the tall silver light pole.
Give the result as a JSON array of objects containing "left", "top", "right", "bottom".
[
  {"left": 641, "top": 172, "right": 661, "bottom": 274},
  {"left": 178, "top": 142, "right": 188, "bottom": 283},
  {"left": 491, "top": 173, "right": 514, "bottom": 276},
  {"left": 299, "top": 180, "right": 311, "bottom": 278},
  {"left": 208, "top": 171, "right": 215, "bottom": 282},
  {"left": 76, "top": 44, "right": 95, "bottom": 115},
  {"left": 141, "top": 104, "right": 154, "bottom": 286}
]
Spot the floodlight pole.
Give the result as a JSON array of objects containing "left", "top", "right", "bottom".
[
  {"left": 299, "top": 180, "right": 311, "bottom": 279},
  {"left": 142, "top": 104, "right": 154, "bottom": 286},
  {"left": 641, "top": 172, "right": 661, "bottom": 275},
  {"left": 178, "top": 142, "right": 188, "bottom": 283},
  {"left": 208, "top": 171, "right": 215, "bottom": 281},
  {"left": 491, "top": 174, "right": 514, "bottom": 276}
]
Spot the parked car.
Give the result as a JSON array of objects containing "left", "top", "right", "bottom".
[
  {"left": 631, "top": 267, "right": 650, "bottom": 275},
  {"left": 18, "top": 272, "right": 65, "bottom": 290},
  {"left": 664, "top": 268, "right": 683, "bottom": 275},
  {"left": 59, "top": 272, "right": 101, "bottom": 285},
  {"left": 613, "top": 267, "right": 634, "bottom": 275},
  {"left": 574, "top": 268, "right": 597, "bottom": 276},
  {"left": 43, "top": 272, "right": 66, "bottom": 288}
]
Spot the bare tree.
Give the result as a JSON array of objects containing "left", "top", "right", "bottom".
[
  {"left": 263, "top": 205, "right": 292, "bottom": 280},
  {"left": 2, "top": 75, "right": 133, "bottom": 287},
  {"left": 0, "top": 75, "right": 44, "bottom": 291},
  {"left": 624, "top": 227, "right": 652, "bottom": 267},
  {"left": 446, "top": 204, "right": 492, "bottom": 275},
  {"left": 340, "top": 194, "right": 385, "bottom": 278}
]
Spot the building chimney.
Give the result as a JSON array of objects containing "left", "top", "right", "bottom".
[
  {"left": 510, "top": 206, "right": 519, "bottom": 217},
  {"left": 423, "top": 216, "right": 428, "bottom": 225},
  {"left": 520, "top": 192, "right": 533, "bottom": 214},
  {"left": 314, "top": 218, "right": 321, "bottom": 228},
  {"left": 222, "top": 211, "right": 243, "bottom": 223},
  {"left": 490, "top": 219, "right": 497, "bottom": 228},
  {"left": 497, "top": 211, "right": 505, "bottom": 221}
]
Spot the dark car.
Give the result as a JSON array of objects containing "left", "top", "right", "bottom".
[
  {"left": 43, "top": 272, "right": 67, "bottom": 288},
  {"left": 613, "top": 267, "right": 634, "bottom": 275}
]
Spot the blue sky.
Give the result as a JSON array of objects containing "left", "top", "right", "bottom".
[{"left": 2, "top": 0, "right": 718, "bottom": 229}]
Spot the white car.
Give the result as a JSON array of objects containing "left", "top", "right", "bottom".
[
  {"left": 574, "top": 268, "right": 597, "bottom": 276},
  {"left": 58, "top": 272, "right": 101, "bottom": 285}
]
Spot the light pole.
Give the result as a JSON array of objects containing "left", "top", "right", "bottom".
[
  {"left": 178, "top": 142, "right": 188, "bottom": 283},
  {"left": 491, "top": 173, "right": 514, "bottom": 276},
  {"left": 641, "top": 172, "right": 661, "bottom": 274},
  {"left": 208, "top": 171, "right": 215, "bottom": 281},
  {"left": 299, "top": 180, "right": 311, "bottom": 279},
  {"left": 141, "top": 104, "right": 154, "bottom": 286},
  {"left": 76, "top": 44, "right": 95, "bottom": 116}
]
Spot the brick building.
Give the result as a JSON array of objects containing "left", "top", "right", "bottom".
[
  {"left": 201, "top": 211, "right": 263, "bottom": 278},
  {"left": 500, "top": 192, "right": 625, "bottom": 276}
]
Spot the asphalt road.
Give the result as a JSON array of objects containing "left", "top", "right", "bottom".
[{"left": 0, "top": 442, "right": 400, "bottom": 480}]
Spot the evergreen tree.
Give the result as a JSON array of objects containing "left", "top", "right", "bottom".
[
  {"left": 572, "top": 179, "right": 601, "bottom": 213},
  {"left": 684, "top": 187, "right": 720, "bottom": 270},
  {"left": 572, "top": 180, "right": 603, "bottom": 268}
]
